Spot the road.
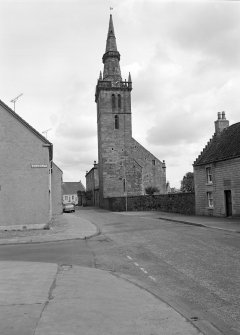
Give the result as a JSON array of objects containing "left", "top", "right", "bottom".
[{"left": 0, "top": 208, "right": 239, "bottom": 334}]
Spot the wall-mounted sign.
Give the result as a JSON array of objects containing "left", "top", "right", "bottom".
[{"left": 31, "top": 164, "right": 48, "bottom": 168}]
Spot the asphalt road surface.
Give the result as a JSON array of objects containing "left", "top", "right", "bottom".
[{"left": 0, "top": 208, "right": 239, "bottom": 335}]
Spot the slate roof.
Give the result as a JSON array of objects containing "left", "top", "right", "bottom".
[
  {"left": 62, "top": 182, "right": 85, "bottom": 195},
  {"left": 193, "top": 122, "right": 240, "bottom": 166}
]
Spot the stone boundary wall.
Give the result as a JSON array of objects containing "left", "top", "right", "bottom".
[{"left": 103, "top": 193, "right": 195, "bottom": 215}]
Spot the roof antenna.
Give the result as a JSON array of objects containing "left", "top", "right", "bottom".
[
  {"left": 10, "top": 93, "right": 23, "bottom": 112},
  {"left": 42, "top": 128, "right": 52, "bottom": 139}
]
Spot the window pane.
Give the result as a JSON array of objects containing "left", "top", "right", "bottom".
[
  {"left": 207, "top": 192, "right": 213, "bottom": 208},
  {"left": 115, "top": 115, "right": 119, "bottom": 129},
  {"left": 118, "top": 94, "right": 121, "bottom": 108},
  {"left": 112, "top": 94, "right": 116, "bottom": 109},
  {"left": 206, "top": 167, "right": 212, "bottom": 183}
]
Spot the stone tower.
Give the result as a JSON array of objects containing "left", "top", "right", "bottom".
[{"left": 95, "top": 15, "right": 166, "bottom": 206}]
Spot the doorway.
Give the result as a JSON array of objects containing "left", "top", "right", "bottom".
[{"left": 225, "top": 190, "right": 232, "bottom": 217}]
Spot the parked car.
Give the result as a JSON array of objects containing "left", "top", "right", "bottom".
[{"left": 63, "top": 203, "right": 75, "bottom": 213}]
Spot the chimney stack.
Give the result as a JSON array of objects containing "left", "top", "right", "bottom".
[{"left": 214, "top": 111, "right": 229, "bottom": 135}]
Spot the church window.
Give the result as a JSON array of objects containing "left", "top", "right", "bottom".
[
  {"left": 152, "top": 159, "right": 156, "bottom": 166},
  {"left": 118, "top": 94, "right": 121, "bottom": 108},
  {"left": 112, "top": 94, "right": 116, "bottom": 109},
  {"left": 114, "top": 115, "right": 119, "bottom": 129},
  {"left": 123, "top": 178, "right": 126, "bottom": 193}
]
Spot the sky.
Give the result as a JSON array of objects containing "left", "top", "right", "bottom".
[{"left": 1, "top": 0, "right": 240, "bottom": 188}]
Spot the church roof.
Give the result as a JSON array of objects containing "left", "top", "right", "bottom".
[
  {"left": 62, "top": 181, "right": 85, "bottom": 195},
  {"left": 193, "top": 122, "right": 240, "bottom": 166}
]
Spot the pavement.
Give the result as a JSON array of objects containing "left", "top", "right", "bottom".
[
  {"left": 0, "top": 261, "right": 205, "bottom": 335},
  {"left": 0, "top": 211, "right": 99, "bottom": 245},
  {"left": 0, "top": 209, "right": 239, "bottom": 335},
  {"left": 120, "top": 210, "right": 240, "bottom": 233}
]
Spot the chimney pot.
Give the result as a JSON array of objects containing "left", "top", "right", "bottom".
[{"left": 215, "top": 111, "right": 229, "bottom": 134}]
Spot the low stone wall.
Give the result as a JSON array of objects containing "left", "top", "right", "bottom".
[{"left": 103, "top": 193, "right": 195, "bottom": 215}]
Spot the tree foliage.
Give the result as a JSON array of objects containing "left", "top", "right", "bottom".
[
  {"left": 145, "top": 186, "right": 159, "bottom": 195},
  {"left": 180, "top": 172, "right": 195, "bottom": 193}
]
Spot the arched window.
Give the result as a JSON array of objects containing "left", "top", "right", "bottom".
[
  {"left": 114, "top": 115, "right": 119, "bottom": 129},
  {"left": 118, "top": 94, "right": 121, "bottom": 109},
  {"left": 112, "top": 94, "right": 116, "bottom": 109}
]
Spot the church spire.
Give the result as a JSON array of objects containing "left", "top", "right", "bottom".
[
  {"left": 105, "top": 14, "right": 117, "bottom": 52},
  {"left": 102, "top": 14, "right": 122, "bottom": 82}
]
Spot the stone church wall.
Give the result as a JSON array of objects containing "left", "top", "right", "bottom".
[{"left": 130, "top": 138, "right": 166, "bottom": 194}]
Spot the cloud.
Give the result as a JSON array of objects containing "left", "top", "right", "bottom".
[
  {"left": 55, "top": 122, "right": 96, "bottom": 140},
  {"left": 1, "top": 0, "right": 240, "bottom": 188},
  {"left": 164, "top": 2, "right": 240, "bottom": 67}
]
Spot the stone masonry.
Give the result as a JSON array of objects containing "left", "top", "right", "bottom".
[
  {"left": 194, "top": 112, "right": 240, "bottom": 217},
  {"left": 95, "top": 15, "right": 166, "bottom": 206}
]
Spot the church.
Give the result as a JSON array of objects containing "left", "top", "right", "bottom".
[{"left": 86, "top": 14, "right": 166, "bottom": 207}]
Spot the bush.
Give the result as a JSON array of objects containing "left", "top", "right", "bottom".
[{"left": 145, "top": 186, "right": 159, "bottom": 195}]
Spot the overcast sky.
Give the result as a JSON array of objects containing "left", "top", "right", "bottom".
[{"left": 1, "top": 0, "right": 240, "bottom": 188}]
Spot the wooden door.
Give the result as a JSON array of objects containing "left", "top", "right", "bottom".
[{"left": 225, "top": 190, "right": 232, "bottom": 217}]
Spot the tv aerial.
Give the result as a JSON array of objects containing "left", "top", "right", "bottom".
[
  {"left": 10, "top": 93, "right": 23, "bottom": 112},
  {"left": 42, "top": 128, "right": 52, "bottom": 139}
]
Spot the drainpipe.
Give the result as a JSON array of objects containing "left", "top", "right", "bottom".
[
  {"left": 43, "top": 143, "right": 53, "bottom": 224},
  {"left": 49, "top": 160, "right": 52, "bottom": 222}
]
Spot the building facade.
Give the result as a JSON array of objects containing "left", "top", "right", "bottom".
[
  {"left": 193, "top": 112, "right": 240, "bottom": 217},
  {"left": 95, "top": 15, "right": 166, "bottom": 207},
  {"left": 85, "top": 161, "right": 99, "bottom": 206},
  {"left": 52, "top": 162, "right": 63, "bottom": 215},
  {"left": 0, "top": 99, "right": 62, "bottom": 229},
  {"left": 62, "top": 181, "right": 85, "bottom": 206}
]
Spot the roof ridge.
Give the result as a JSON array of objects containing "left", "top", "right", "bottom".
[{"left": 193, "top": 121, "right": 240, "bottom": 166}]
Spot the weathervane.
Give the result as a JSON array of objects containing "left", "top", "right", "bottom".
[{"left": 110, "top": 6, "right": 113, "bottom": 12}]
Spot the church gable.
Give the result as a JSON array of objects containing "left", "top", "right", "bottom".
[{"left": 129, "top": 138, "right": 166, "bottom": 193}]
